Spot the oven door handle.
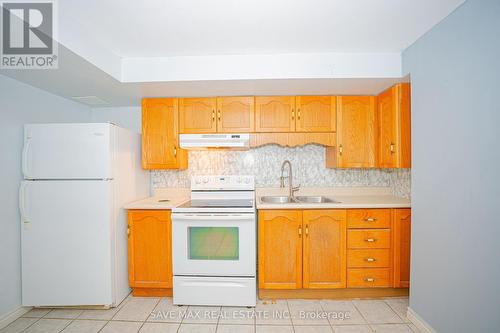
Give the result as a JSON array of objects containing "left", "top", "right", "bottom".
[{"left": 172, "top": 214, "right": 255, "bottom": 221}]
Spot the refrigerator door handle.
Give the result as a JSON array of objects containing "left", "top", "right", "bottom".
[
  {"left": 19, "top": 182, "right": 29, "bottom": 224},
  {"left": 22, "top": 136, "right": 32, "bottom": 178}
]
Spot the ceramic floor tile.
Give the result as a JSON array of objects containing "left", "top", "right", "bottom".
[
  {"left": 352, "top": 301, "right": 402, "bottom": 324},
  {"left": 255, "top": 326, "right": 294, "bottom": 333},
  {"left": 44, "top": 309, "right": 83, "bottom": 320},
  {"left": 294, "top": 325, "right": 334, "bottom": 333},
  {"left": 100, "top": 321, "right": 143, "bottom": 333},
  {"left": 320, "top": 300, "right": 366, "bottom": 325},
  {"left": 219, "top": 307, "right": 255, "bottom": 325},
  {"left": 77, "top": 308, "right": 120, "bottom": 321},
  {"left": 0, "top": 318, "right": 38, "bottom": 333},
  {"left": 147, "top": 298, "right": 186, "bottom": 323},
  {"left": 255, "top": 300, "right": 291, "bottom": 325},
  {"left": 287, "top": 300, "right": 329, "bottom": 326},
  {"left": 371, "top": 324, "right": 413, "bottom": 333},
  {"left": 22, "top": 309, "right": 52, "bottom": 318},
  {"left": 216, "top": 324, "right": 255, "bottom": 333},
  {"left": 113, "top": 297, "right": 160, "bottom": 322},
  {"left": 333, "top": 325, "right": 373, "bottom": 333},
  {"left": 138, "top": 322, "right": 180, "bottom": 333},
  {"left": 177, "top": 323, "right": 217, "bottom": 333},
  {"left": 384, "top": 299, "right": 409, "bottom": 323},
  {"left": 60, "top": 320, "right": 106, "bottom": 333},
  {"left": 23, "top": 319, "right": 71, "bottom": 333},
  {"left": 182, "top": 306, "right": 221, "bottom": 324}
]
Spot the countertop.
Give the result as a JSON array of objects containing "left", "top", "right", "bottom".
[
  {"left": 256, "top": 187, "right": 410, "bottom": 209},
  {"left": 123, "top": 188, "right": 190, "bottom": 210},
  {"left": 124, "top": 187, "right": 410, "bottom": 210}
]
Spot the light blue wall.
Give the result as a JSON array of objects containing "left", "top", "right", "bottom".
[
  {"left": 402, "top": 1, "right": 500, "bottom": 332},
  {"left": 0, "top": 75, "right": 91, "bottom": 319}
]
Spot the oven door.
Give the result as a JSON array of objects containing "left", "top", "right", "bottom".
[{"left": 172, "top": 213, "right": 256, "bottom": 276}]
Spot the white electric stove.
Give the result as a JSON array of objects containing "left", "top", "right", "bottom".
[{"left": 171, "top": 175, "right": 256, "bottom": 307}]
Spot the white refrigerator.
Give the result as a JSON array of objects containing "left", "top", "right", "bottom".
[{"left": 20, "top": 123, "right": 149, "bottom": 307}]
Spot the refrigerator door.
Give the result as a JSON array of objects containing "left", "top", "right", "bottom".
[
  {"left": 23, "top": 123, "right": 113, "bottom": 180},
  {"left": 20, "top": 180, "right": 115, "bottom": 306}
]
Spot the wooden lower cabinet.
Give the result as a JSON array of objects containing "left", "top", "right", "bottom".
[
  {"left": 258, "top": 210, "right": 303, "bottom": 289},
  {"left": 128, "top": 210, "right": 172, "bottom": 296},
  {"left": 259, "top": 208, "right": 411, "bottom": 296},
  {"left": 258, "top": 209, "right": 347, "bottom": 290}
]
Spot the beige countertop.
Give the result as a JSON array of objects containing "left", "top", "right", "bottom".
[
  {"left": 256, "top": 187, "right": 411, "bottom": 209},
  {"left": 124, "top": 187, "right": 410, "bottom": 210},
  {"left": 123, "top": 188, "right": 190, "bottom": 210}
]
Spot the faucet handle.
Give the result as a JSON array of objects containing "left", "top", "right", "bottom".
[{"left": 292, "top": 185, "right": 301, "bottom": 193}]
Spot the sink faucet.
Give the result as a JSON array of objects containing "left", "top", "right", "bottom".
[{"left": 280, "top": 160, "right": 300, "bottom": 200}]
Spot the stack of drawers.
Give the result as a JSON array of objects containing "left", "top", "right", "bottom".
[{"left": 346, "top": 209, "right": 391, "bottom": 287}]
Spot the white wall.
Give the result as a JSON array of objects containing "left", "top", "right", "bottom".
[
  {"left": 402, "top": 0, "right": 500, "bottom": 332},
  {"left": 91, "top": 107, "right": 141, "bottom": 133},
  {"left": 0, "top": 75, "right": 91, "bottom": 320}
]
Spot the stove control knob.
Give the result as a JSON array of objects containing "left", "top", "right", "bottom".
[
  {"left": 244, "top": 177, "right": 251, "bottom": 184},
  {"left": 237, "top": 177, "right": 242, "bottom": 183},
  {"left": 195, "top": 178, "right": 201, "bottom": 184},
  {"left": 203, "top": 177, "right": 209, "bottom": 183}
]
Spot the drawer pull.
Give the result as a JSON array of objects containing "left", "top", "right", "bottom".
[
  {"left": 364, "top": 277, "right": 375, "bottom": 282},
  {"left": 365, "top": 238, "right": 377, "bottom": 242},
  {"left": 364, "top": 257, "right": 376, "bottom": 262},
  {"left": 364, "top": 217, "right": 377, "bottom": 222}
]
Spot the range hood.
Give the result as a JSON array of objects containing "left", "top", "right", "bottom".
[{"left": 180, "top": 134, "right": 250, "bottom": 149}]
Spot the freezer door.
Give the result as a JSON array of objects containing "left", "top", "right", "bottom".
[
  {"left": 20, "top": 180, "right": 115, "bottom": 306},
  {"left": 23, "top": 123, "right": 113, "bottom": 180}
]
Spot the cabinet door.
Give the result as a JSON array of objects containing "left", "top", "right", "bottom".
[
  {"left": 393, "top": 209, "right": 411, "bottom": 288},
  {"left": 296, "top": 96, "right": 336, "bottom": 132},
  {"left": 179, "top": 98, "right": 217, "bottom": 133},
  {"left": 303, "top": 210, "right": 346, "bottom": 289},
  {"left": 255, "top": 96, "right": 296, "bottom": 132},
  {"left": 336, "top": 96, "right": 376, "bottom": 168},
  {"left": 377, "top": 83, "right": 411, "bottom": 168},
  {"left": 128, "top": 210, "right": 172, "bottom": 289},
  {"left": 216, "top": 97, "right": 255, "bottom": 133},
  {"left": 258, "top": 210, "right": 302, "bottom": 289},
  {"left": 142, "top": 98, "right": 187, "bottom": 169}
]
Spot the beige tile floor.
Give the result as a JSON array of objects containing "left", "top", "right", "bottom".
[{"left": 1, "top": 296, "right": 422, "bottom": 333}]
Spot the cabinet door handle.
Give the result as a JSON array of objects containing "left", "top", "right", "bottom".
[
  {"left": 127, "top": 226, "right": 131, "bottom": 237},
  {"left": 364, "top": 257, "right": 376, "bottom": 262},
  {"left": 297, "top": 109, "right": 301, "bottom": 121},
  {"left": 305, "top": 224, "right": 309, "bottom": 237},
  {"left": 364, "top": 217, "right": 377, "bottom": 222},
  {"left": 217, "top": 109, "right": 221, "bottom": 122},
  {"left": 364, "top": 238, "right": 377, "bottom": 243},
  {"left": 212, "top": 110, "right": 215, "bottom": 122},
  {"left": 173, "top": 146, "right": 177, "bottom": 157},
  {"left": 298, "top": 225, "right": 302, "bottom": 238},
  {"left": 364, "top": 277, "right": 375, "bottom": 282},
  {"left": 291, "top": 109, "right": 295, "bottom": 121},
  {"left": 339, "top": 145, "right": 343, "bottom": 156},
  {"left": 390, "top": 142, "right": 395, "bottom": 154}
]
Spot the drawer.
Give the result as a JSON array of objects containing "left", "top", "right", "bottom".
[
  {"left": 347, "top": 229, "right": 391, "bottom": 249},
  {"left": 347, "top": 209, "right": 391, "bottom": 229},
  {"left": 347, "top": 268, "right": 391, "bottom": 288},
  {"left": 347, "top": 249, "right": 390, "bottom": 268}
]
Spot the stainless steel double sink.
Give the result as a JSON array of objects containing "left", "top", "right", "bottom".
[{"left": 260, "top": 195, "right": 340, "bottom": 204}]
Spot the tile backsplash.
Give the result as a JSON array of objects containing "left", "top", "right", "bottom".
[{"left": 151, "top": 145, "right": 411, "bottom": 198}]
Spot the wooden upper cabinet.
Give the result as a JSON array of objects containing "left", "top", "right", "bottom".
[
  {"left": 255, "top": 96, "right": 296, "bottom": 132},
  {"left": 377, "top": 83, "right": 411, "bottom": 168},
  {"left": 142, "top": 98, "right": 187, "bottom": 170},
  {"left": 128, "top": 210, "right": 172, "bottom": 289},
  {"left": 258, "top": 210, "right": 303, "bottom": 289},
  {"left": 216, "top": 97, "right": 255, "bottom": 133},
  {"left": 393, "top": 209, "right": 411, "bottom": 288},
  {"left": 179, "top": 97, "right": 217, "bottom": 133},
  {"left": 296, "top": 96, "right": 336, "bottom": 132},
  {"left": 336, "top": 96, "right": 376, "bottom": 168},
  {"left": 303, "top": 210, "right": 346, "bottom": 289}
]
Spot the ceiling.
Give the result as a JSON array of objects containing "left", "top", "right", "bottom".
[
  {"left": 1, "top": 0, "right": 465, "bottom": 106},
  {"left": 63, "top": 0, "right": 464, "bottom": 57}
]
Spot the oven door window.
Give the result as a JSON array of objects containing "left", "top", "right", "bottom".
[{"left": 188, "top": 227, "right": 239, "bottom": 260}]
